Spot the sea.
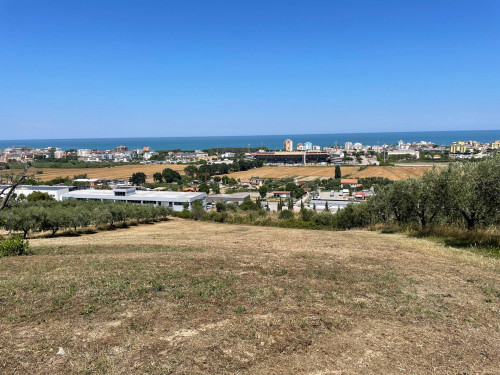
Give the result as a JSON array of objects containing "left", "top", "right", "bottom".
[{"left": 0, "top": 130, "right": 499, "bottom": 151}]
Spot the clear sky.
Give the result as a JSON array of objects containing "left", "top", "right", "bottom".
[{"left": 1, "top": 0, "right": 499, "bottom": 139}]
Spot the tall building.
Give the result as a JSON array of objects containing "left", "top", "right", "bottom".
[
  {"left": 344, "top": 142, "right": 353, "bottom": 150},
  {"left": 283, "top": 139, "right": 293, "bottom": 152}
]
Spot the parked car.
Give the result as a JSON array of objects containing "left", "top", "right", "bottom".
[{"left": 330, "top": 190, "right": 335, "bottom": 197}]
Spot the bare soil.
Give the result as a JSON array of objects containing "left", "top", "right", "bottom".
[{"left": 1, "top": 219, "right": 499, "bottom": 374}]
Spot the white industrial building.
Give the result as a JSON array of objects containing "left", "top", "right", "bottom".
[
  {"left": 61, "top": 187, "right": 206, "bottom": 211},
  {"left": 0, "top": 185, "right": 71, "bottom": 201}
]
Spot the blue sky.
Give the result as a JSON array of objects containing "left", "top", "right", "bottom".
[{"left": 1, "top": 0, "right": 499, "bottom": 139}]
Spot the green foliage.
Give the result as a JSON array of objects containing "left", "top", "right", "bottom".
[
  {"left": 0, "top": 200, "right": 171, "bottom": 238},
  {"left": 239, "top": 200, "right": 259, "bottom": 211},
  {"left": 259, "top": 185, "right": 269, "bottom": 199},
  {"left": 129, "top": 172, "right": 146, "bottom": 185},
  {"left": 216, "top": 201, "right": 227, "bottom": 212},
  {"left": 191, "top": 200, "right": 206, "bottom": 220},
  {"left": 162, "top": 168, "right": 182, "bottom": 183},
  {"left": 0, "top": 236, "right": 29, "bottom": 257},
  {"left": 335, "top": 165, "right": 342, "bottom": 179},
  {"left": 279, "top": 209, "right": 295, "bottom": 220},
  {"left": 197, "top": 183, "right": 210, "bottom": 194},
  {"left": 26, "top": 191, "right": 54, "bottom": 202},
  {"left": 184, "top": 165, "right": 199, "bottom": 178},
  {"left": 153, "top": 172, "right": 163, "bottom": 182},
  {"left": 300, "top": 208, "right": 314, "bottom": 222}
]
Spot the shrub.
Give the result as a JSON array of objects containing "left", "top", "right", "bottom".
[
  {"left": 279, "top": 209, "right": 295, "bottom": 220},
  {"left": 173, "top": 209, "right": 192, "bottom": 219},
  {"left": 0, "top": 236, "right": 29, "bottom": 257},
  {"left": 216, "top": 201, "right": 227, "bottom": 212},
  {"left": 299, "top": 208, "right": 315, "bottom": 222},
  {"left": 204, "top": 211, "right": 228, "bottom": 223},
  {"left": 239, "top": 200, "right": 259, "bottom": 211},
  {"left": 226, "top": 202, "right": 238, "bottom": 211},
  {"left": 312, "top": 212, "right": 336, "bottom": 227}
]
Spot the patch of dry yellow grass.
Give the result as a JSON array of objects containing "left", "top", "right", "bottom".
[
  {"left": 1, "top": 219, "right": 498, "bottom": 374},
  {"left": 33, "top": 164, "right": 186, "bottom": 182}
]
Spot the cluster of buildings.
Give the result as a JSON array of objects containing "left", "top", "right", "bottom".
[
  {"left": 0, "top": 145, "right": 154, "bottom": 163},
  {"left": 449, "top": 140, "right": 500, "bottom": 158},
  {"left": 0, "top": 184, "right": 207, "bottom": 211},
  {"left": 271, "top": 138, "right": 499, "bottom": 165}
]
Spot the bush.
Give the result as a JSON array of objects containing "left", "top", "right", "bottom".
[
  {"left": 216, "top": 201, "right": 227, "bottom": 212},
  {"left": 239, "top": 200, "right": 259, "bottom": 211},
  {"left": 204, "top": 211, "right": 228, "bottom": 223},
  {"left": 279, "top": 209, "right": 295, "bottom": 220},
  {"left": 173, "top": 209, "right": 192, "bottom": 219},
  {"left": 299, "top": 208, "right": 315, "bottom": 222},
  {"left": 0, "top": 236, "right": 29, "bottom": 257},
  {"left": 226, "top": 202, "right": 238, "bottom": 211}
]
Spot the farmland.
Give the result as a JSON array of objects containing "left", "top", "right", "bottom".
[
  {"left": 1, "top": 219, "right": 499, "bottom": 374},
  {"left": 31, "top": 164, "right": 187, "bottom": 182},
  {"left": 30, "top": 164, "right": 442, "bottom": 182},
  {"left": 226, "top": 165, "right": 441, "bottom": 181}
]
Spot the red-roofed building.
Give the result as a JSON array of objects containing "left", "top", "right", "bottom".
[
  {"left": 273, "top": 191, "right": 291, "bottom": 198},
  {"left": 354, "top": 192, "right": 366, "bottom": 200},
  {"left": 340, "top": 179, "right": 358, "bottom": 188}
]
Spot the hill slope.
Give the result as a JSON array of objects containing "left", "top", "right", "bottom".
[{"left": 1, "top": 219, "right": 499, "bottom": 374}]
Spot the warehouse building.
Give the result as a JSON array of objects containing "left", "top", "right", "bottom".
[
  {"left": 252, "top": 151, "right": 341, "bottom": 164},
  {"left": 206, "top": 193, "right": 250, "bottom": 205},
  {"left": 0, "top": 185, "right": 72, "bottom": 201},
  {"left": 61, "top": 187, "right": 206, "bottom": 211}
]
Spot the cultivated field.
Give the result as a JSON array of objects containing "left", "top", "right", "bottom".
[
  {"left": 349, "top": 165, "right": 438, "bottom": 180},
  {"left": 226, "top": 165, "right": 360, "bottom": 181},
  {"left": 1, "top": 219, "right": 499, "bottom": 374},
  {"left": 29, "top": 164, "right": 441, "bottom": 182},
  {"left": 227, "top": 165, "right": 440, "bottom": 181},
  {"left": 32, "top": 164, "right": 186, "bottom": 182}
]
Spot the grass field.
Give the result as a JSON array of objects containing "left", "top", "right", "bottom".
[
  {"left": 32, "top": 164, "right": 187, "bottom": 182},
  {"left": 226, "top": 165, "right": 439, "bottom": 181},
  {"left": 1, "top": 219, "right": 499, "bottom": 374},
  {"left": 30, "top": 164, "right": 440, "bottom": 182}
]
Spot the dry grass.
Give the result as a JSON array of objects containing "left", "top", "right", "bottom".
[
  {"left": 349, "top": 165, "right": 437, "bottom": 180},
  {"left": 32, "top": 164, "right": 437, "bottom": 182},
  {"left": 227, "top": 166, "right": 360, "bottom": 180},
  {"left": 33, "top": 164, "right": 186, "bottom": 182},
  {"left": 1, "top": 219, "right": 499, "bottom": 374}
]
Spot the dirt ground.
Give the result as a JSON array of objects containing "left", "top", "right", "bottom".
[
  {"left": 226, "top": 166, "right": 360, "bottom": 181},
  {"left": 1, "top": 219, "right": 499, "bottom": 374},
  {"left": 349, "top": 165, "right": 440, "bottom": 180},
  {"left": 31, "top": 164, "right": 438, "bottom": 182},
  {"left": 32, "top": 164, "right": 187, "bottom": 182}
]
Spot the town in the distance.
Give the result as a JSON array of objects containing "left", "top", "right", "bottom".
[
  {"left": 1, "top": 136, "right": 499, "bottom": 214},
  {"left": 2, "top": 137, "right": 499, "bottom": 165}
]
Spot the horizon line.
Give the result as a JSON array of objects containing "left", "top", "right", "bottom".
[{"left": 0, "top": 129, "right": 498, "bottom": 143}]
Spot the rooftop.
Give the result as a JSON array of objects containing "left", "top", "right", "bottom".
[
  {"left": 209, "top": 193, "right": 250, "bottom": 199},
  {"left": 0, "top": 185, "right": 70, "bottom": 191},
  {"left": 62, "top": 189, "right": 205, "bottom": 200}
]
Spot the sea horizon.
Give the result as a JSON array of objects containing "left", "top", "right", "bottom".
[{"left": 0, "top": 129, "right": 499, "bottom": 151}]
